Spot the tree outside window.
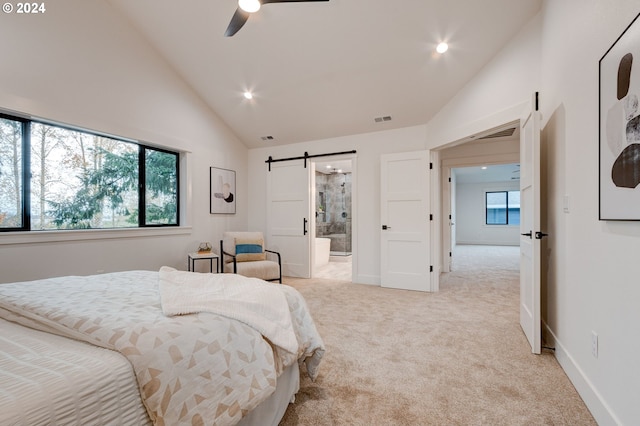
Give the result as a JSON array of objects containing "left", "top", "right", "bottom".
[{"left": 0, "top": 114, "right": 179, "bottom": 231}]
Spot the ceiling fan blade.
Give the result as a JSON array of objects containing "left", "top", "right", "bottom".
[
  {"left": 225, "top": 0, "right": 328, "bottom": 37},
  {"left": 261, "top": 0, "right": 329, "bottom": 4},
  {"left": 225, "top": 8, "right": 250, "bottom": 37}
]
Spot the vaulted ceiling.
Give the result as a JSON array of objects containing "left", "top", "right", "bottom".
[{"left": 107, "top": 0, "right": 541, "bottom": 149}]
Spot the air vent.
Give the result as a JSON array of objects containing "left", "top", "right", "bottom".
[
  {"left": 478, "top": 127, "right": 516, "bottom": 139},
  {"left": 261, "top": 136, "right": 275, "bottom": 141},
  {"left": 374, "top": 115, "right": 392, "bottom": 123}
]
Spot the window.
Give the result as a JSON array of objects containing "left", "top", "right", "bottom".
[
  {"left": 0, "top": 113, "right": 179, "bottom": 231},
  {"left": 486, "top": 190, "right": 520, "bottom": 225},
  {"left": 0, "top": 116, "right": 26, "bottom": 230}
]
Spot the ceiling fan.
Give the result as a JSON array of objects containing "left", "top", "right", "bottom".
[{"left": 225, "top": 0, "right": 329, "bottom": 37}]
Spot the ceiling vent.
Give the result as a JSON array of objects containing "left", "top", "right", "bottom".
[
  {"left": 261, "top": 135, "right": 275, "bottom": 141},
  {"left": 478, "top": 127, "right": 516, "bottom": 139},
  {"left": 374, "top": 115, "right": 392, "bottom": 123}
]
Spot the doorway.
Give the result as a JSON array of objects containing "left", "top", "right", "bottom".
[
  {"left": 437, "top": 121, "right": 521, "bottom": 274},
  {"left": 449, "top": 163, "right": 521, "bottom": 271},
  {"left": 312, "top": 158, "right": 355, "bottom": 281}
]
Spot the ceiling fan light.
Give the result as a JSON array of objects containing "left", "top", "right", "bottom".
[
  {"left": 239, "top": 0, "right": 261, "bottom": 13},
  {"left": 243, "top": 91, "right": 253, "bottom": 100},
  {"left": 436, "top": 42, "right": 449, "bottom": 54}
]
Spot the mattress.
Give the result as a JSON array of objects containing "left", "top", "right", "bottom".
[{"left": 0, "top": 318, "right": 151, "bottom": 425}]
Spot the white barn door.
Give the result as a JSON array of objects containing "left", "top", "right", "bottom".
[
  {"left": 380, "top": 151, "right": 431, "bottom": 292},
  {"left": 267, "top": 160, "right": 311, "bottom": 278}
]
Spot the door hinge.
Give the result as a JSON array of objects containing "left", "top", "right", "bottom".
[
  {"left": 448, "top": 177, "right": 451, "bottom": 182},
  {"left": 449, "top": 214, "right": 452, "bottom": 220},
  {"left": 449, "top": 252, "right": 452, "bottom": 257},
  {"left": 430, "top": 265, "right": 433, "bottom": 272},
  {"left": 429, "top": 214, "right": 433, "bottom": 221},
  {"left": 429, "top": 162, "right": 433, "bottom": 170}
]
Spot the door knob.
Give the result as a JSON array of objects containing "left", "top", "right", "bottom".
[
  {"left": 521, "top": 231, "right": 532, "bottom": 238},
  {"left": 382, "top": 225, "right": 391, "bottom": 230},
  {"left": 535, "top": 231, "right": 548, "bottom": 239}
]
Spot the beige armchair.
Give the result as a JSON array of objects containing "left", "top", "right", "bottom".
[{"left": 219, "top": 231, "right": 282, "bottom": 283}]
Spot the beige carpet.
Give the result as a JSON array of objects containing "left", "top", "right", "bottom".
[{"left": 279, "top": 245, "right": 596, "bottom": 425}]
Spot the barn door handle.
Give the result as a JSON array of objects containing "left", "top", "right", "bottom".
[
  {"left": 382, "top": 225, "right": 391, "bottom": 230},
  {"left": 535, "top": 231, "right": 548, "bottom": 239},
  {"left": 521, "top": 231, "right": 532, "bottom": 238},
  {"left": 303, "top": 218, "right": 308, "bottom": 235}
]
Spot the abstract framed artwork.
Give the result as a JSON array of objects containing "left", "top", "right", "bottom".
[
  {"left": 210, "top": 167, "right": 236, "bottom": 214},
  {"left": 600, "top": 13, "right": 640, "bottom": 220}
]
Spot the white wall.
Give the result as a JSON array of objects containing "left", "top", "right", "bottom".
[
  {"left": 426, "top": 13, "right": 542, "bottom": 149},
  {"left": 455, "top": 180, "right": 520, "bottom": 246},
  {"left": 427, "top": 2, "right": 640, "bottom": 423},
  {"left": 539, "top": 1, "right": 640, "bottom": 424},
  {"left": 248, "top": 125, "right": 427, "bottom": 285},
  {"left": 0, "top": 0, "right": 247, "bottom": 283}
]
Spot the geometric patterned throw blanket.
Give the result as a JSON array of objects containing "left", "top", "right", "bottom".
[
  {"left": 0, "top": 270, "right": 325, "bottom": 426},
  {"left": 158, "top": 267, "right": 298, "bottom": 359}
]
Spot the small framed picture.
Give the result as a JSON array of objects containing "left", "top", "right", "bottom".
[{"left": 210, "top": 167, "right": 236, "bottom": 214}]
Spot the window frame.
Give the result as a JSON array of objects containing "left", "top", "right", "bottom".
[
  {"left": 485, "top": 190, "right": 520, "bottom": 226},
  {"left": 0, "top": 112, "right": 180, "bottom": 233}
]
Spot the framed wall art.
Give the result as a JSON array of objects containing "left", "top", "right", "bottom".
[
  {"left": 210, "top": 167, "right": 236, "bottom": 214},
  {"left": 600, "top": 13, "right": 640, "bottom": 220}
]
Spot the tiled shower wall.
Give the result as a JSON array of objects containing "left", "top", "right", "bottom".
[{"left": 315, "top": 172, "right": 352, "bottom": 253}]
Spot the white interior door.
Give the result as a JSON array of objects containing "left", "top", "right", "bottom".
[
  {"left": 520, "top": 94, "right": 542, "bottom": 354},
  {"left": 267, "top": 160, "right": 311, "bottom": 278},
  {"left": 449, "top": 169, "right": 456, "bottom": 271},
  {"left": 380, "top": 151, "right": 431, "bottom": 291}
]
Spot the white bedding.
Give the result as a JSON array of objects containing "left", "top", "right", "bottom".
[
  {"left": 0, "top": 270, "right": 325, "bottom": 426},
  {"left": 158, "top": 266, "right": 298, "bottom": 356},
  {"left": 0, "top": 318, "right": 151, "bottom": 425}
]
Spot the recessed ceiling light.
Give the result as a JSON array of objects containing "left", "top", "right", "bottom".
[
  {"left": 436, "top": 42, "right": 449, "bottom": 54},
  {"left": 243, "top": 91, "right": 253, "bottom": 100},
  {"left": 239, "top": 0, "right": 260, "bottom": 13}
]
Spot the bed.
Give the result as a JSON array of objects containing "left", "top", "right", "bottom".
[{"left": 0, "top": 268, "right": 325, "bottom": 426}]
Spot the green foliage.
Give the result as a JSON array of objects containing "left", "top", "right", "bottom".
[
  {"left": 49, "top": 147, "right": 177, "bottom": 228},
  {"left": 48, "top": 184, "right": 101, "bottom": 229},
  {"left": 49, "top": 147, "right": 137, "bottom": 229},
  {"left": 1, "top": 117, "right": 179, "bottom": 230}
]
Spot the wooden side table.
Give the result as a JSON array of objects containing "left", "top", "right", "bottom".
[{"left": 188, "top": 252, "right": 220, "bottom": 273}]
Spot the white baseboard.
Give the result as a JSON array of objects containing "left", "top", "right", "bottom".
[
  {"left": 543, "top": 322, "right": 620, "bottom": 425},
  {"left": 354, "top": 274, "right": 379, "bottom": 286}
]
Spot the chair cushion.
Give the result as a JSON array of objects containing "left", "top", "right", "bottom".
[
  {"left": 222, "top": 232, "right": 265, "bottom": 263},
  {"left": 223, "top": 260, "right": 280, "bottom": 281},
  {"left": 235, "top": 237, "right": 266, "bottom": 262}
]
